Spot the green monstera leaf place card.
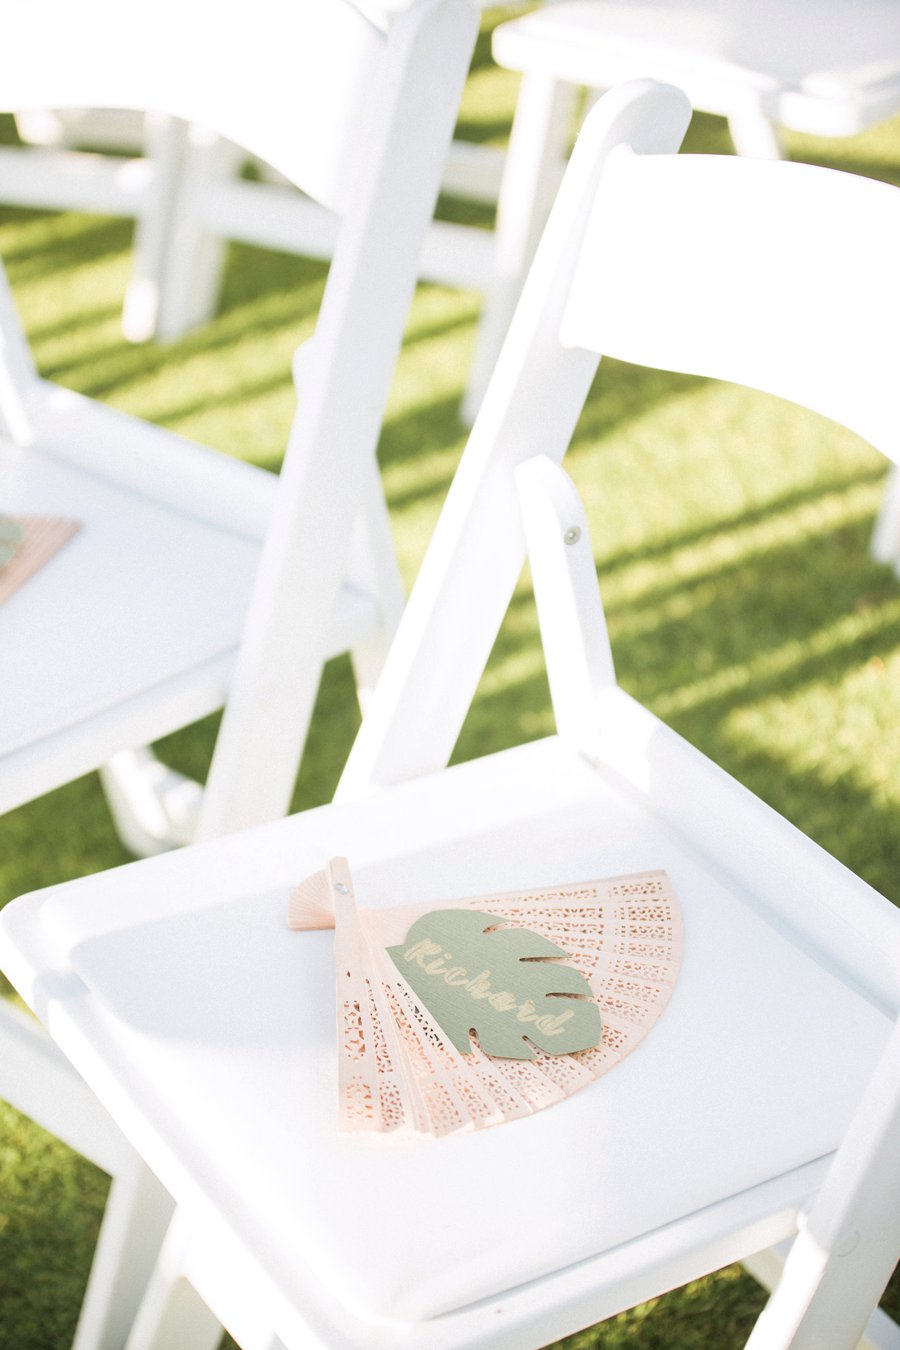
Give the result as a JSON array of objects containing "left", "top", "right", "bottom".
[
  {"left": 387, "top": 908, "right": 601, "bottom": 1060},
  {"left": 289, "top": 857, "right": 682, "bottom": 1138},
  {"left": 0, "top": 515, "right": 22, "bottom": 569}
]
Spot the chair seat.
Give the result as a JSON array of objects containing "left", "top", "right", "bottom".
[
  {"left": 0, "top": 386, "right": 381, "bottom": 811},
  {"left": 494, "top": 1, "right": 900, "bottom": 136},
  {"left": 1, "top": 689, "right": 894, "bottom": 1338}
]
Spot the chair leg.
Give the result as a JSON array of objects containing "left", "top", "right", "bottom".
[
  {"left": 99, "top": 747, "right": 203, "bottom": 857},
  {"left": 726, "top": 105, "right": 784, "bottom": 159},
  {"left": 72, "top": 1160, "right": 176, "bottom": 1350},
  {"left": 745, "top": 1014, "right": 900, "bottom": 1349},
  {"left": 121, "top": 114, "right": 190, "bottom": 344},
  {"left": 871, "top": 466, "right": 900, "bottom": 573},
  {"left": 1, "top": 1002, "right": 175, "bottom": 1350},
  {"left": 123, "top": 1280, "right": 222, "bottom": 1350},
  {"left": 461, "top": 71, "right": 576, "bottom": 424},
  {"left": 123, "top": 1206, "right": 300, "bottom": 1350},
  {"left": 1, "top": 1000, "right": 128, "bottom": 1172},
  {"left": 743, "top": 1242, "right": 900, "bottom": 1350},
  {"left": 122, "top": 1215, "right": 223, "bottom": 1350},
  {"left": 125, "top": 1205, "right": 325, "bottom": 1350},
  {"left": 154, "top": 127, "right": 243, "bottom": 343},
  {"left": 345, "top": 458, "right": 406, "bottom": 708},
  {"left": 744, "top": 1233, "right": 900, "bottom": 1350},
  {"left": 0, "top": 257, "right": 38, "bottom": 444},
  {"left": 744, "top": 1009, "right": 895, "bottom": 1344}
]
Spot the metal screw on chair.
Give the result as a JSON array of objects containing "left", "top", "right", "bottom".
[{"left": 564, "top": 525, "right": 581, "bottom": 545}]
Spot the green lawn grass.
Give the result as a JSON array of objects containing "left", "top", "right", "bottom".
[{"left": 1, "top": 7, "right": 899, "bottom": 1345}]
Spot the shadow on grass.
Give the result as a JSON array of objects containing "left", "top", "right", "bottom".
[
  {"left": 451, "top": 489, "right": 900, "bottom": 901},
  {"left": 215, "top": 240, "right": 329, "bottom": 316},
  {"left": 39, "top": 270, "right": 324, "bottom": 393},
  {"left": 572, "top": 361, "right": 709, "bottom": 450},
  {"left": 583, "top": 464, "right": 886, "bottom": 583},
  {"left": 23, "top": 298, "right": 125, "bottom": 347},
  {"left": 379, "top": 366, "right": 705, "bottom": 522},
  {"left": 380, "top": 390, "right": 466, "bottom": 466},
  {"left": 608, "top": 520, "right": 898, "bottom": 695},
  {"left": 0, "top": 213, "right": 133, "bottom": 279}
]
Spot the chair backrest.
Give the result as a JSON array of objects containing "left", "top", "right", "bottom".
[
  {"left": 2, "top": 0, "right": 395, "bottom": 214},
  {"left": 337, "top": 77, "right": 900, "bottom": 798},
  {"left": 562, "top": 148, "right": 900, "bottom": 462}
]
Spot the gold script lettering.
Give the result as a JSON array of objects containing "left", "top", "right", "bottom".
[
  {"left": 399, "top": 936, "right": 576, "bottom": 1035},
  {"left": 443, "top": 967, "right": 470, "bottom": 986}
]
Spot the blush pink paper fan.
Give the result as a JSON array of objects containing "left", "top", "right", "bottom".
[
  {"left": 288, "top": 857, "right": 682, "bottom": 1138},
  {"left": 0, "top": 515, "right": 80, "bottom": 607}
]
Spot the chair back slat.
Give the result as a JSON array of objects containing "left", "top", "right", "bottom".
[
  {"left": 0, "top": 0, "right": 387, "bottom": 211},
  {"left": 562, "top": 150, "right": 900, "bottom": 465}
]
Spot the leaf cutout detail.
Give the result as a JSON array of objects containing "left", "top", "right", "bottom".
[
  {"left": 0, "top": 516, "right": 22, "bottom": 570},
  {"left": 387, "top": 909, "right": 601, "bottom": 1060}
]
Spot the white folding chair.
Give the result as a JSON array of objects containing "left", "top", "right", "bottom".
[
  {"left": 3, "top": 79, "right": 899, "bottom": 1350},
  {"left": 1, "top": 0, "right": 480, "bottom": 846},
  {"left": 464, "top": 0, "right": 900, "bottom": 430},
  {"left": 0, "top": 0, "right": 478, "bottom": 1344}
]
